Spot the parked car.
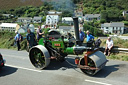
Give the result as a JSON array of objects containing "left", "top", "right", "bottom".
[{"left": 0, "top": 53, "right": 5, "bottom": 69}]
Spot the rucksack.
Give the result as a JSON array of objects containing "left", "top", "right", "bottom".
[{"left": 95, "top": 39, "right": 102, "bottom": 48}]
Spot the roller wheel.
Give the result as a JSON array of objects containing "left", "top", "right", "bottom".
[
  {"left": 79, "top": 58, "right": 96, "bottom": 76},
  {"left": 29, "top": 48, "right": 46, "bottom": 69}
]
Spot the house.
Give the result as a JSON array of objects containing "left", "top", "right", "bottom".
[
  {"left": 48, "top": 11, "right": 62, "bottom": 15},
  {"left": 2, "top": 14, "right": 14, "bottom": 18},
  {"left": 62, "top": 17, "right": 73, "bottom": 25},
  {"left": 101, "top": 22, "right": 124, "bottom": 34},
  {"left": 59, "top": 26, "right": 75, "bottom": 36},
  {"left": 0, "top": 23, "right": 20, "bottom": 32},
  {"left": 17, "top": 17, "right": 32, "bottom": 23},
  {"left": 33, "top": 16, "right": 42, "bottom": 23},
  {"left": 74, "top": 10, "right": 84, "bottom": 23},
  {"left": 122, "top": 11, "right": 128, "bottom": 16},
  {"left": 18, "top": 27, "right": 27, "bottom": 33},
  {"left": 18, "top": 24, "right": 35, "bottom": 33},
  {"left": 84, "top": 14, "right": 101, "bottom": 22},
  {"left": 45, "top": 15, "right": 59, "bottom": 28},
  {"left": 74, "top": 10, "right": 83, "bottom": 17}
]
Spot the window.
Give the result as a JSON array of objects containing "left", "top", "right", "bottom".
[
  {"left": 48, "top": 19, "right": 50, "bottom": 24},
  {"left": 120, "top": 27, "right": 121, "bottom": 30}
]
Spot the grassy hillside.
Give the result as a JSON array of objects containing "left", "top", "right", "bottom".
[{"left": 0, "top": 0, "right": 43, "bottom": 10}]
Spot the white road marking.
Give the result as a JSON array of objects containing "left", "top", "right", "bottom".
[
  {"left": 85, "top": 79, "right": 112, "bottom": 85},
  {"left": 5, "top": 64, "right": 42, "bottom": 72},
  {"left": 3, "top": 54, "right": 28, "bottom": 60}
]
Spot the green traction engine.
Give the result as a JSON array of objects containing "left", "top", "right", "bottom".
[{"left": 29, "top": 17, "right": 108, "bottom": 76}]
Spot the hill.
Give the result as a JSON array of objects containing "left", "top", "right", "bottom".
[{"left": 0, "top": 0, "right": 43, "bottom": 10}]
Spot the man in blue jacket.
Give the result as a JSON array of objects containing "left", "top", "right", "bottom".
[
  {"left": 86, "top": 30, "right": 94, "bottom": 42},
  {"left": 79, "top": 29, "right": 85, "bottom": 43},
  {"left": 14, "top": 31, "right": 21, "bottom": 51}
]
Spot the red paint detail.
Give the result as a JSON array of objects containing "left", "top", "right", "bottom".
[
  {"left": 54, "top": 43, "right": 61, "bottom": 47},
  {"left": 75, "top": 57, "right": 80, "bottom": 65}
]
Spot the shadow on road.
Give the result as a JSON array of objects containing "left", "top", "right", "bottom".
[
  {"left": 0, "top": 66, "right": 18, "bottom": 77},
  {"left": 94, "top": 64, "right": 119, "bottom": 78},
  {"left": 45, "top": 57, "right": 77, "bottom": 71}
]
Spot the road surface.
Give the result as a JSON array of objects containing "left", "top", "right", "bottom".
[{"left": 0, "top": 49, "right": 128, "bottom": 85}]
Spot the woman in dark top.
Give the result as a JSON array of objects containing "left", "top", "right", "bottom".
[{"left": 37, "top": 26, "right": 44, "bottom": 41}]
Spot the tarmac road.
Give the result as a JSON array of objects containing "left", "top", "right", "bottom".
[{"left": 0, "top": 49, "right": 128, "bottom": 85}]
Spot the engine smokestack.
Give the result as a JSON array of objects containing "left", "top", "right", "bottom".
[{"left": 73, "top": 17, "right": 81, "bottom": 46}]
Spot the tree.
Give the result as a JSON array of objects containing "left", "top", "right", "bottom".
[
  {"left": 62, "top": 10, "right": 72, "bottom": 17},
  {"left": 100, "top": 10, "right": 108, "bottom": 21}
]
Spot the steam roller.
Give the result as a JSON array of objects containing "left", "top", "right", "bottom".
[{"left": 29, "top": 17, "right": 107, "bottom": 76}]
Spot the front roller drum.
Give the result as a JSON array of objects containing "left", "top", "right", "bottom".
[
  {"left": 29, "top": 45, "right": 50, "bottom": 69},
  {"left": 79, "top": 51, "right": 107, "bottom": 76}
]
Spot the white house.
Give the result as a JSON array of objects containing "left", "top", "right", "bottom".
[
  {"left": 2, "top": 14, "right": 14, "bottom": 18},
  {"left": 122, "top": 11, "right": 128, "bottom": 16},
  {"left": 62, "top": 17, "right": 73, "bottom": 25},
  {"left": 45, "top": 15, "right": 59, "bottom": 28},
  {"left": 84, "top": 14, "right": 100, "bottom": 22},
  {"left": 33, "top": 16, "right": 42, "bottom": 23},
  {"left": 17, "top": 17, "right": 32, "bottom": 23},
  {"left": 0, "top": 23, "right": 19, "bottom": 32},
  {"left": 101, "top": 22, "right": 124, "bottom": 34}
]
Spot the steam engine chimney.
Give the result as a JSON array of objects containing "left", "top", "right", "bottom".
[{"left": 73, "top": 17, "right": 81, "bottom": 46}]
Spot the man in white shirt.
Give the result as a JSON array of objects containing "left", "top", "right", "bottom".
[{"left": 104, "top": 37, "right": 113, "bottom": 56}]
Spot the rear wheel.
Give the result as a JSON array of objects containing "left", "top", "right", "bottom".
[
  {"left": 29, "top": 48, "right": 46, "bottom": 69},
  {"left": 79, "top": 58, "right": 96, "bottom": 76}
]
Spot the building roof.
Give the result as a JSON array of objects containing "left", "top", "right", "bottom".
[
  {"left": 48, "top": 11, "right": 62, "bottom": 15},
  {"left": 18, "top": 17, "right": 32, "bottom": 20},
  {"left": 0, "top": 23, "right": 18, "bottom": 27},
  {"left": 2, "top": 14, "right": 11, "bottom": 17},
  {"left": 101, "top": 22, "right": 124, "bottom": 27},
  {"left": 59, "top": 26, "right": 73, "bottom": 30},
  {"left": 33, "top": 16, "right": 42, "bottom": 20},
  {"left": 84, "top": 14, "right": 100, "bottom": 18},
  {"left": 62, "top": 17, "right": 73, "bottom": 21}
]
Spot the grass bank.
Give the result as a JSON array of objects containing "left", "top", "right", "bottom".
[{"left": 0, "top": 31, "right": 27, "bottom": 50}]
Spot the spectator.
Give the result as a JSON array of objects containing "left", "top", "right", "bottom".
[
  {"left": 104, "top": 37, "right": 114, "bottom": 56},
  {"left": 26, "top": 29, "right": 37, "bottom": 48},
  {"left": 79, "top": 29, "right": 85, "bottom": 43},
  {"left": 14, "top": 31, "right": 21, "bottom": 51},
  {"left": 86, "top": 30, "right": 94, "bottom": 42},
  {"left": 37, "top": 26, "right": 44, "bottom": 41}
]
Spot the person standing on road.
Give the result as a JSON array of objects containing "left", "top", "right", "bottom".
[
  {"left": 26, "top": 29, "right": 37, "bottom": 48},
  {"left": 79, "top": 29, "right": 85, "bottom": 43},
  {"left": 14, "top": 31, "right": 21, "bottom": 51},
  {"left": 37, "top": 26, "right": 44, "bottom": 41},
  {"left": 104, "top": 37, "right": 114, "bottom": 56}
]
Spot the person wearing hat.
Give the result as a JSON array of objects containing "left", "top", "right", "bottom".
[
  {"left": 14, "top": 31, "right": 21, "bottom": 51},
  {"left": 86, "top": 30, "right": 94, "bottom": 42},
  {"left": 79, "top": 29, "right": 85, "bottom": 43},
  {"left": 104, "top": 37, "right": 114, "bottom": 56}
]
